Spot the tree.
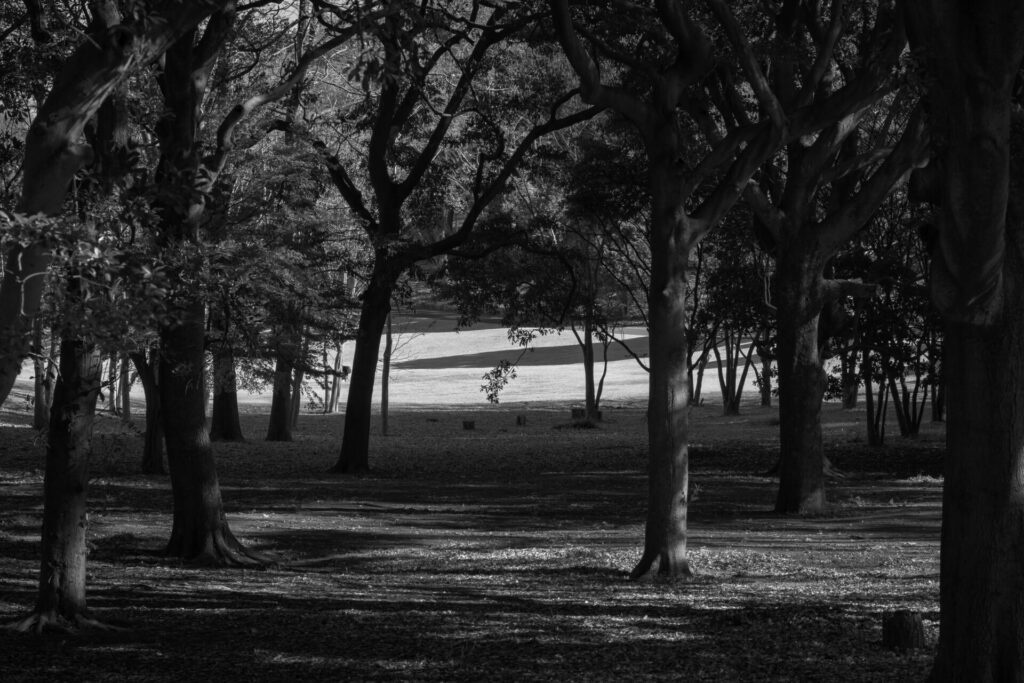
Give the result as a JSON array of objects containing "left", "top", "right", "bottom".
[
  {"left": 0, "top": 0, "right": 237, "bottom": 409},
  {"left": 311, "top": 2, "right": 600, "bottom": 473},
  {"left": 742, "top": 1, "right": 927, "bottom": 513},
  {"left": 148, "top": 1, "right": 372, "bottom": 563},
  {"left": 550, "top": 0, "right": 884, "bottom": 577},
  {"left": 904, "top": 2, "right": 1024, "bottom": 679}
]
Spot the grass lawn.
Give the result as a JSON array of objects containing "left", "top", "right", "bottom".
[{"left": 0, "top": 321, "right": 942, "bottom": 680}]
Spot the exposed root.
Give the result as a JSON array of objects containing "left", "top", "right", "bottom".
[
  {"left": 5, "top": 610, "right": 127, "bottom": 635},
  {"left": 167, "top": 528, "right": 276, "bottom": 569},
  {"left": 630, "top": 549, "right": 694, "bottom": 581},
  {"left": 823, "top": 456, "right": 848, "bottom": 480},
  {"left": 629, "top": 550, "right": 657, "bottom": 580}
]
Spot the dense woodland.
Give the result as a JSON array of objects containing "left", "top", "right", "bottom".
[{"left": 0, "top": 0, "right": 1021, "bottom": 680}]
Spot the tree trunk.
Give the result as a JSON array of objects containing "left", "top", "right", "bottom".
[
  {"left": 131, "top": 349, "right": 164, "bottom": 475},
  {"left": 933, "top": 310, "right": 1024, "bottom": 679},
  {"left": 774, "top": 251, "right": 826, "bottom": 513},
  {"left": 926, "top": 50, "right": 1024, "bottom": 679},
  {"left": 759, "top": 353, "right": 773, "bottom": 407},
  {"left": 630, "top": 160, "right": 692, "bottom": 580},
  {"left": 573, "top": 316, "right": 600, "bottom": 422},
  {"left": 327, "top": 342, "right": 344, "bottom": 413},
  {"left": 21, "top": 336, "right": 104, "bottom": 630},
  {"left": 331, "top": 271, "right": 395, "bottom": 474},
  {"left": 161, "top": 299, "right": 256, "bottom": 565},
  {"left": 862, "top": 348, "right": 887, "bottom": 447},
  {"left": 32, "top": 317, "right": 51, "bottom": 430},
  {"left": 119, "top": 355, "right": 131, "bottom": 422},
  {"left": 106, "top": 352, "right": 118, "bottom": 414},
  {"left": 289, "top": 367, "right": 304, "bottom": 429},
  {"left": 209, "top": 347, "right": 244, "bottom": 442},
  {"left": 381, "top": 313, "right": 392, "bottom": 436},
  {"left": 265, "top": 345, "right": 294, "bottom": 442},
  {"left": 840, "top": 349, "right": 859, "bottom": 409}
]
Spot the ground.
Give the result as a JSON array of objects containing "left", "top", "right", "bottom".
[{"left": 0, "top": 321, "right": 941, "bottom": 681}]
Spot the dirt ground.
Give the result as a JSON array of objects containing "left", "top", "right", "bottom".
[{"left": 0, "top": 397, "right": 942, "bottom": 682}]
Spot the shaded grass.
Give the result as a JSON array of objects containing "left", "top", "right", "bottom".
[{"left": 0, "top": 403, "right": 940, "bottom": 681}]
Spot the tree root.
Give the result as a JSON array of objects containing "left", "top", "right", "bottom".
[
  {"left": 630, "top": 550, "right": 694, "bottom": 581},
  {"left": 167, "top": 528, "right": 275, "bottom": 568},
  {"left": 5, "top": 610, "right": 127, "bottom": 635}
]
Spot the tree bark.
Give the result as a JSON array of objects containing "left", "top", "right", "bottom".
[
  {"left": 331, "top": 270, "right": 395, "bottom": 473},
  {"left": 21, "top": 336, "right": 104, "bottom": 630},
  {"left": 630, "top": 160, "right": 693, "bottom": 580},
  {"left": 161, "top": 299, "right": 257, "bottom": 565},
  {"left": 209, "top": 346, "right": 244, "bottom": 442},
  {"left": 906, "top": 2, "right": 1024, "bottom": 676},
  {"left": 130, "top": 350, "right": 164, "bottom": 475},
  {"left": 774, "top": 250, "right": 826, "bottom": 513},
  {"left": 265, "top": 346, "right": 294, "bottom": 442}
]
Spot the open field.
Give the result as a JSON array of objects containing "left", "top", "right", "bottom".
[{"left": 0, "top": 318, "right": 944, "bottom": 681}]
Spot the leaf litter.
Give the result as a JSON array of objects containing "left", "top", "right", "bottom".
[{"left": 0, "top": 403, "right": 940, "bottom": 681}]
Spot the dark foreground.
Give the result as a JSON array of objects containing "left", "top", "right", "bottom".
[{"left": 0, "top": 404, "right": 941, "bottom": 681}]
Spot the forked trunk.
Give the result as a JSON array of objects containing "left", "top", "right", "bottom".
[
  {"left": 331, "top": 273, "right": 394, "bottom": 474},
  {"left": 209, "top": 347, "right": 244, "bottom": 442},
  {"left": 33, "top": 336, "right": 103, "bottom": 626},
  {"left": 630, "top": 161, "right": 692, "bottom": 580},
  {"left": 161, "top": 299, "right": 256, "bottom": 565},
  {"left": 774, "top": 253, "right": 826, "bottom": 513}
]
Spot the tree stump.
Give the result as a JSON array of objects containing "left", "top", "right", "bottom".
[
  {"left": 462, "top": 420, "right": 475, "bottom": 431},
  {"left": 516, "top": 415, "right": 526, "bottom": 426},
  {"left": 882, "top": 610, "right": 925, "bottom": 651},
  {"left": 571, "top": 408, "right": 585, "bottom": 419}
]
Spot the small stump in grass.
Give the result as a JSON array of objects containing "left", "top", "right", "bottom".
[
  {"left": 462, "top": 420, "right": 475, "bottom": 431},
  {"left": 882, "top": 610, "right": 925, "bottom": 651},
  {"left": 516, "top": 415, "right": 526, "bottom": 427},
  {"left": 571, "top": 408, "right": 585, "bottom": 420}
]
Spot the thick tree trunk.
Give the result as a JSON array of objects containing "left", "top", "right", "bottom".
[
  {"left": 161, "top": 299, "right": 256, "bottom": 565},
  {"left": 265, "top": 347, "right": 294, "bottom": 442},
  {"left": 774, "top": 252, "right": 826, "bottom": 513},
  {"left": 630, "top": 161, "right": 692, "bottom": 580},
  {"left": 209, "top": 347, "right": 244, "bottom": 442},
  {"left": 20, "top": 336, "right": 104, "bottom": 630},
  {"left": 130, "top": 349, "right": 164, "bottom": 475},
  {"left": 932, "top": 309, "right": 1024, "bottom": 680},
  {"left": 926, "top": 45, "right": 1024, "bottom": 676},
  {"left": 331, "top": 272, "right": 395, "bottom": 474}
]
